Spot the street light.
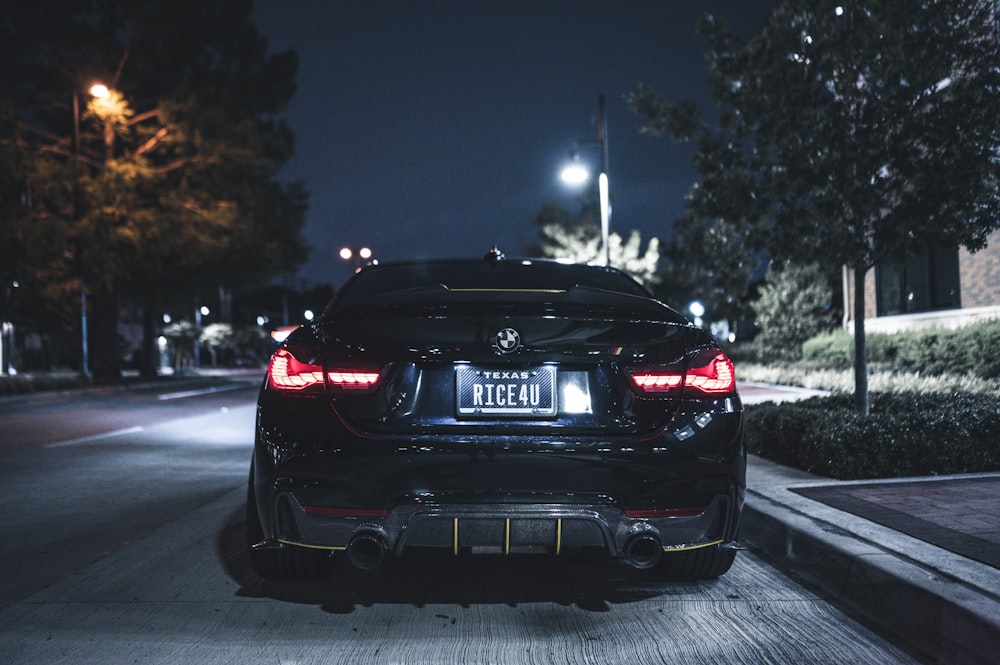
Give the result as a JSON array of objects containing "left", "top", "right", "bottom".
[
  {"left": 192, "top": 305, "right": 211, "bottom": 367},
  {"left": 689, "top": 301, "right": 705, "bottom": 328},
  {"left": 339, "top": 246, "right": 374, "bottom": 272},
  {"left": 559, "top": 159, "right": 589, "bottom": 186},
  {"left": 72, "top": 81, "right": 107, "bottom": 381},
  {"left": 559, "top": 93, "right": 611, "bottom": 267}
]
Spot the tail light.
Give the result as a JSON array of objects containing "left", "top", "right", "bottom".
[
  {"left": 326, "top": 370, "right": 380, "bottom": 390},
  {"left": 267, "top": 348, "right": 380, "bottom": 394},
  {"left": 268, "top": 348, "right": 325, "bottom": 392},
  {"left": 630, "top": 350, "right": 736, "bottom": 398}
]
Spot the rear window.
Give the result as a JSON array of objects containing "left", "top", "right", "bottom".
[{"left": 336, "top": 259, "right": 650, "bottom": 306}]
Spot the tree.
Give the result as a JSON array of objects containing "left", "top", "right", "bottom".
[
  {"left": 162, "top": 320, "right": 198, "bottom": 372},
  {"left": 629, "top": 66, "right": 763, "bottom": 327},
  {"left": 200, "top": 323, "right": 234, "bottom": 367},
  {"left": 630, "top": 0, "right": 1000, "bottom": 414},
  {"left": 527, "top": 200, "right": 661, "bottom": 289},
  {"left": 753, "top": 262, "right": 837, "bottom": 360},
  {"left": 1, "top": 0, "right": 308, "bottom": 381},
  {"left": 657, "top": 213, "right": 757, "bottom": 326}
]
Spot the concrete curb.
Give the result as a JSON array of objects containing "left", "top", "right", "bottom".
[{"left": 742, "top": 490, "right": 1000, "bottom": 664}]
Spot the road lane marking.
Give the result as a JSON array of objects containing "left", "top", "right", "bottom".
[
  {"left": 44, "top": 426, "right": 145, "bottom": 448},
  {"left": 156, "top": 384, "right": 247, "bottom": 401}
]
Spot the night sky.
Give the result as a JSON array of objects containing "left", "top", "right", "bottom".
[{"left": 252, "top": 1, "right": 777, "bottom": 288}]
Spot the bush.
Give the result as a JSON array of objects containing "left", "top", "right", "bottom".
[
  {"left": 718, "top": 340, "right": 763, "bottom": 364},
  {"left": 745, "top": 392, "right": 1000, "bottom": 479},
  {"left": 801, "top": 330, "right": 853, "bottom": 366},
  {"left": 752, "top": 263, "right": 838, "bottom": 360},
  {"left": 0, "top": 372, "right": 87, "bottom": 396},
  {"left": 801, "top": 318, "right": 1000, "bottom": 378}
]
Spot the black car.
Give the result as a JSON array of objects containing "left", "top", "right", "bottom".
[{"left": 247, "top": 251, "right": 745, "bottom": 579}]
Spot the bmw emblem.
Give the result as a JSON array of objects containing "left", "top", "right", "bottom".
[{"left": 493, "top": 328, "right": 521, "bottom": 355}]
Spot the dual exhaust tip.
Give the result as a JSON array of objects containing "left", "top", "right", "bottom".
[
  {"left": 344, "top": 531, "right": 663, "bottom": 570},
  {"left": 623, "top": 533, "right": 663, "bottom": 569},
  {"left": 345, "top": 532, "right": 388, "bottom": 570}
]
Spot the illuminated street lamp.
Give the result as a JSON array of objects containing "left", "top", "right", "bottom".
[
  {"left": 689, "top": 301, "right": 705, "bottom": 328},
  {"left": 339, "top": 246, "right": 374, "bottom": 272},
  {"left": 559, "top": 93, "right": 611, "bottom": 267},
  {"left": 559, "top": 160, "right": 589, "bottom": 186}
]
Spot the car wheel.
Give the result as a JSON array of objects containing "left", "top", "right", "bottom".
[
  {"left": 653, "top": 544, "right": 736, "bottom": 580},
  {"left": 245, "top": 466, "right": 331, "bottom": 580}
]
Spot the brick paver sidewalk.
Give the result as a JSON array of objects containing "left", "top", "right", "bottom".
[{"left": 791, "top": 476, "right": 1000, "bottom": 569}]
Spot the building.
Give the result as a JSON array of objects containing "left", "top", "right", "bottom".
[{"left": 845, "top": 231, "right": 1000, "bottom": 334}]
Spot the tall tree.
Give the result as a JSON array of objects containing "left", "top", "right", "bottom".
[
  {"left": 631, "top": 0, "right": 1000, "bottom": 414},
  {"left": 1, "top": 0, "right": 307, "bottom": 381},
  {"left": 659, "top": 213, "right": 757, "bottom": 327},
  {"left": 629, "top": 73, "right": 763, "bottom": 328}
]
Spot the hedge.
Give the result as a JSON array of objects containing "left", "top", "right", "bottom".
[
  {"left": 801, "top": 318, "right": 1000, "bottom": 379},
  {"left": 0, "top": 373, "right": 88, "bottom": 397},
  {"left": 745, "top": 391, "right": 1000, "bottom": 480}
]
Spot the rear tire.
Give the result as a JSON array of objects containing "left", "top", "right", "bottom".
[
  {"left": 654, "top": 544, "right": 736, "bottom": 579},
  {"left": 245, "top": 466, "right": 331, "bottom": 580}
]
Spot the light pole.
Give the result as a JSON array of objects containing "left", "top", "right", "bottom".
[
  {"left": 72, "top": 88, "right": 88, "bottom": 380},
  {"left": 194, "top": 305, "right": 209, "bottom": 367},
  {"left": 560, "top": 93, "right": 611, "bottom": 267},
  {"left": 72, "top": 83, "right": 107, "bottom": 381}
]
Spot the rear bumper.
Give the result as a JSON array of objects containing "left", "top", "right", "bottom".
[
  {"left": 252, "top": 393, "right": 745, "bottom": 565},
  {"left": 265, "top": 484, "right": 741, "bottom": 565}
]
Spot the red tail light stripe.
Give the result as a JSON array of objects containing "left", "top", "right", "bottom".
[
  {"left": 327, "top": 370, "right": 380, "bottom": 388},
  {"left": 268, "top": 352, "right": 325, "bottom": 390},
  {"left": 630, "top": 352, "right": 736, "bottom": 397},
  {"left": 686, "top": 353, "right": 736, "bottom": 394},
  {"left": 268, "top": 349, "right": 380, "bottom": 392},
  {"left": 632, "top": 373, "right": 683, "bottom": 391},
  {"left": 625, "top": 507, "right": 707, "bottom": 519}
]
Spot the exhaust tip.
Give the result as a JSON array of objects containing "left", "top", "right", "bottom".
[
  {"left": 346, "top": 533, "right": 387, "bottom": 570},
  {"left": 624, "top": 534, "right": 662, "bottom": 569}
]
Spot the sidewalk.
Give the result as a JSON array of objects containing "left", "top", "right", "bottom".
[
  {"left": 743, "top": 454, "right": 1000, "bottom": 665},
  {"left": 738, "top": 381, "right": 1000, "bottom": 663}
]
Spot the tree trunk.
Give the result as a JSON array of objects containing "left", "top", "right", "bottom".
[
  {"left": 88, "top": 288, "right": 121, "bottom": 385},
  {"left": 852, "top": 265, "right": 870, "bottom": 416},
  {"left": 139, "top": 293, "right": 159, "bottom": 378}
]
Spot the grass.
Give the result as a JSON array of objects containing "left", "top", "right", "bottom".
[{"left": 737, "top": 362, "right": 1000, "bottom": 396}]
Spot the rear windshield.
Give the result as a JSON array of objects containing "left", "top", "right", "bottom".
[{"left": 336, "top": 259, "right": 650, "bottom": 306}]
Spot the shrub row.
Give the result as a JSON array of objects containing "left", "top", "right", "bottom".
[
  {"left": 745, "top": 391, "right": 1000, "bottom": 480},
  {"left": 801, "top": 318, "right": 1000, "bottom": 379},
  {"left": 0, "top": 373, "right": 88, "bottom": 397}
]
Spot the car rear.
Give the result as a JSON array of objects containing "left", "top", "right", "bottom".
[{"left": 247, "top": 258, "right": 745, "bottom": 579}]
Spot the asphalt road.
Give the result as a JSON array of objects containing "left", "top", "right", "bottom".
[
  {"left": 0, "top": 379, "right": 920, "bottom": 664},
  {"left": 0, "top": 375, "right": 261, "bottom": 603}
]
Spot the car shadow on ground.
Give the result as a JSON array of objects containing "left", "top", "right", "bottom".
[{"left": 216, "top": 506, "right": 717, "bottom": 614}]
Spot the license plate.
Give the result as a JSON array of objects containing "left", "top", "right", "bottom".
[{"left": 456, "top": 366, "right": 556, "bottom": 416}]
